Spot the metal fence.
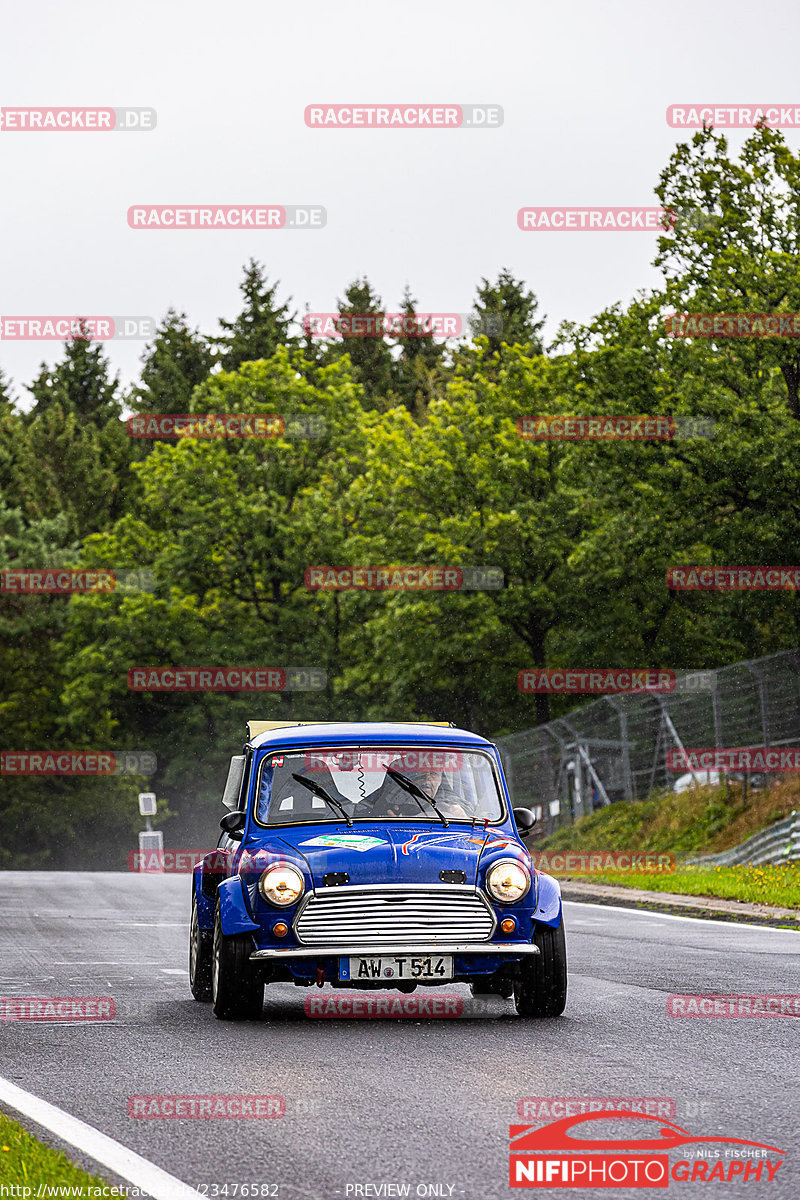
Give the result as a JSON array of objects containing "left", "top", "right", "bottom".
[
  {"left": 686, "top": 812, "right": 800, "bottom": 867},
  {"left": 497, "top": 648, "right": 800, "bottom": 837}
]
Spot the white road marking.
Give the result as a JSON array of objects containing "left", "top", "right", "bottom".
[
  {"left": 161, "top": 969, "right": 186, "bottom": 974},
  {"left": 0, "top": 1074, "right": 203, "bottom": 1200},
  {"left": 564, "top": 899, "right": 800, "bottom": 933}
]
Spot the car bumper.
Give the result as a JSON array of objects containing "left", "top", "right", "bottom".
[{"left": 249, "top": 941, "right": 539, "bottom": 961}]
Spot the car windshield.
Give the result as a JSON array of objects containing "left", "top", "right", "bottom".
[{"left": 255, "top": 746, "right": 503, "bottom": 826}]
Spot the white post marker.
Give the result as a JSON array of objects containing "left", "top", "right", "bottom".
[
  {"left": 138, "top": 829, "right": 164, "bottom": 872},
  {"left": 0, "top": 1075, "right": 203, "bottom": 1200},
  {"left": 139, "top": 791, "right": 157, "bottom": 817}
]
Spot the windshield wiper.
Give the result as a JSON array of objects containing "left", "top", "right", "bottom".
[
  {"left": 386, "top": 768, "right": 449, "bottom": 827},
  {"left": 291, "top": 773, "right": 353, "bottom": 827}
]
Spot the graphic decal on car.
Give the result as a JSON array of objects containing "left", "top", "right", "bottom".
[
  {"left": 400, "top": 831, "right": 480, "bottom": 855},
  {"left": 299, "top": 834, "right": 387, "bottom": 852},
  {"left": 399, "top": 832, "right": 521, "bottom": 856}
]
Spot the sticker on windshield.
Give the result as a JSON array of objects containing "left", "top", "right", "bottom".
[{"left": 300, "top": 835, "right": 387, "bottom": 852}]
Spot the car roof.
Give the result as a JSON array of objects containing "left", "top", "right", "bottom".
[{"left": 247, "top": 721, "right": 493, "bottom": 750}]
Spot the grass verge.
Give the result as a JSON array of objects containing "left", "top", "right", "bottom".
[
  {"left": 0, "top": 1110, "right": 110, "bottom": 1193},
  {"left": 581, "top": 862, "right": 800, "bottom": 909}
]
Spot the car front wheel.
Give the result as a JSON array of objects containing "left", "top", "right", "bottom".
[
  {"left": 211, "top": 900, "right": 264, "bottom": 1020},
  {"left": 189, "top": 890, "right": 213, "bottom": 1001},
  {"left": 513, "top": 920, "right": 567, "bottom": 1018}
]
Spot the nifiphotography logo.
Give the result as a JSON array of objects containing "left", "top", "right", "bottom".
[{"left": 508, "top": 1111, "right": 785, "bottom": 1187}]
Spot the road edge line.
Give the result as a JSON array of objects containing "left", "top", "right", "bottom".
[
  {"left": 0, "top": 1075, "right": 203, "bottom": 1200},
  {"left": 561, "top": 885, "right": 800, "bottom": 930}
]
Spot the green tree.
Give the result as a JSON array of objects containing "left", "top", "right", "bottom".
[
  {"left": 0, "top": 369, "right": 16, "bottom": 416},
  {"left": 470, "top": 269, "right": 546, "bottom": 357},
  {"left": 393, "top": 287, "right": 448, "bottom": 416},
  {"left": 317, "top": 344, "right": 583, "bottom": 729},
  {"left": 216, "top": 260, "right": 296, "bottom": 370},
  {"left": 322, "top": 278, "right": 397, "bottom": 409},
  {"left": 57, "top": 351, "right": 369, "bottom": 844},
  {"left": 131, "top": 309, "right": 213, "bottom": 415},
  {"left": 26, "top": 330, "right": 121, "bottom": 428},
  {"left": 655, "top": 124, "right": 800, "bottom": 419}
]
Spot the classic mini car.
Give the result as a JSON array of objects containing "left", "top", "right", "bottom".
[{"left": 189, "top": 721, "right": 567, "bottom": 1020}]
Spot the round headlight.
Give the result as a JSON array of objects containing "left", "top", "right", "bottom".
[
  {"left": 486, "top": 859, "right": 531, "bottom": 904},
  {"left": 258, "top": 865, "right": 304, "bottom": 907}
]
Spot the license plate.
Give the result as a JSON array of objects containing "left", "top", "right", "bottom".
[{"left": 339, "top": 955, "right": 453, "bottom": 981}]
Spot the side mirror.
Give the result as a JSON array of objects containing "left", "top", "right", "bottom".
[
  {"left": 221, "top": 755, "right": 247, "bottom": 810},
  {"left": 513, "top": 807, "right": 537, "bottom": 839},
  {"left": 220, "top": 810, "right": 246, "bottom": 841}
]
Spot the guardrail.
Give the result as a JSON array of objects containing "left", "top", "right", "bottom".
[{"left": 686, "top": 811, "right": 800, "bottom": 867}]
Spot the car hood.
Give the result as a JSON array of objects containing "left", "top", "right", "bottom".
[{"left": 268, "top": 823, "right": 511, "bottom": 886}]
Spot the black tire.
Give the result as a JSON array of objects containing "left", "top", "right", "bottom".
[
  {"left": 189, "top": 890, "right": 213, "bottom": 1001},
  {"left": 514, "top": 920, "right": 567, "bottom": 1018},
  {"left": 211, "top": 900, "right": 264, "bottom": 1020}
]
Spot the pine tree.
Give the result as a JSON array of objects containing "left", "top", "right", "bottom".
[
  {"left": 131, "top": 309, "right": 213, "bottom": 414},
  {"left": 26, "top": 327, "right": 121, "bottom": 428},
  {"left": 393, "top": 287, "right": 448, "bottom": 416},
  {"left": 322, "top": 278, "right": 397, "bottom": 409},
  {"left": 0, "top": 369, "right": 16, "bottom": 415},
  {"left": 471, "top": 269, "right": 546, "bottom": 356},
  {"left": 216, "top": 260, "right": 296, "bottom": 370}
]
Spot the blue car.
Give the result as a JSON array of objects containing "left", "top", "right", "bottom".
[{"left": 189, "top": 721, "right": 567, "bottom": 1019}]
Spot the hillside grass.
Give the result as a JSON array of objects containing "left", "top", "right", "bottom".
[
  {"left": 534, "top": 777, "right": 800, "bottom": 908},
  {"left": 537, "top": 777, "right": 800, "bottom": 856}
]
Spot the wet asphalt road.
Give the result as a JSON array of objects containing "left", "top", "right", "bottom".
[{"left": 0, "top": 872, "right": 798, "bottom": 1199}]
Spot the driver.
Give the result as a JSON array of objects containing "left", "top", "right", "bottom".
[{"left": 367, "top": 759, "right": 472, "bottom": 819}]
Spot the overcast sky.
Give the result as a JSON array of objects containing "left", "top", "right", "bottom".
[{"left": 2, "top": 0, "right": 799, "bottom": 402}]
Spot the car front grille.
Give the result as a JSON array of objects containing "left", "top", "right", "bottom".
[{"left": 293, "top": 886, "right": 495, "bottom": 945}]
